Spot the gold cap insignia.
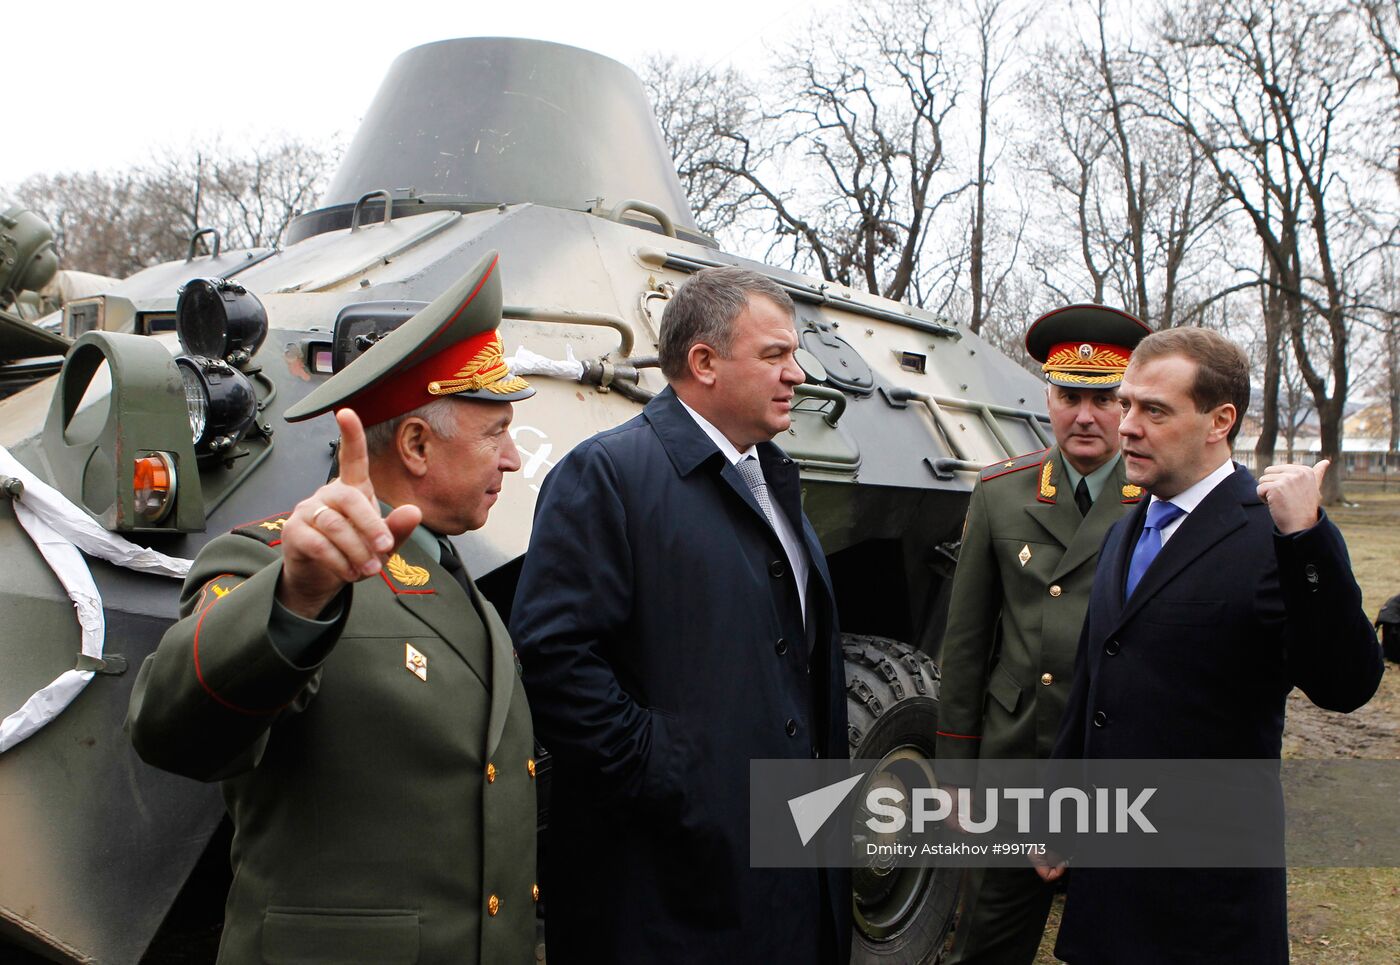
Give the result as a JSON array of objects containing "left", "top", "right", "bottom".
[
  {"left": 387, "top": 554, "right": 430, "bottom": 587},
  {"left": 1018, "top": 544, "right": 1032, "bottom": 567},
  {"left": 405, "top": 643, "right": 428, "bottom": 682}
]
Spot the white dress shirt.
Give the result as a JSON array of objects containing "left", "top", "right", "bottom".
[
  {"left": 1153, "top": 458, "right": 1236, "bottom": 546},
  {"left": 677, "top": 398, "right": 810, "bottom": 619}
]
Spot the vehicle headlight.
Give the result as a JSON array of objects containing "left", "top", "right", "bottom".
[
  {"left": 178, "top": 361, "right": 208, "bottom": 443},
  {"left": 175, "top": 277, "right": 269, "bottom": 364},
  {"left": 174, "top": 355, "right": 258, "bottom": 456}
]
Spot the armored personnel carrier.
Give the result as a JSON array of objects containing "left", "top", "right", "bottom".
[{"left": 0, "top": 38, "right": 1049, "bottom": 964}]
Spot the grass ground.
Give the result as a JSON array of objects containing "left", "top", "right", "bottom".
[{"left": 1024, "top": 490, "right": 1400, "bottom": 964}]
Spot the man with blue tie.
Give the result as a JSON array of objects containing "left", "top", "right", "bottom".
[{"left": 1043, "top": 326, "right": 1383, "bottom": 963}]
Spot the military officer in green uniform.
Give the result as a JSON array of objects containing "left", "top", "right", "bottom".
[
  {"left": 935, "top": 304, "right": 1151, "bottom": 964},
  {"left": 127, "top": 251, "right": 539, "bottom": 965}
]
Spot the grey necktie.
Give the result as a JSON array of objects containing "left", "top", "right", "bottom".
[{"left": 736, "top": 455, "right": 778, "bottom": 529}]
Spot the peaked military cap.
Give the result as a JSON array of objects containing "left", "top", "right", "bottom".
[
  {"left": 284, "top": 250, "right": 533, "bottom": 426},
  {"left": 1025, "top": 304, "right": 1151, "bottom": 389}
]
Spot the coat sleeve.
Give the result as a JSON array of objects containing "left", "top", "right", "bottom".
[
  {"left": 934, "top": 478, "right": 1000, "bottom": 763},
  {"left": 125, "top": 531, "right": 349, "bottom": 782},
  {"left": 511, "top": 439, "right": 689, "bottom": 814},
  {"left": 1272, "top": 512, "right": 1383, "bottom": 713}
]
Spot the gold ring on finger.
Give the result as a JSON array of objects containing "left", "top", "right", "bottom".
[{"left": 310, "top": 505, "right": 333, "bottom": 527}]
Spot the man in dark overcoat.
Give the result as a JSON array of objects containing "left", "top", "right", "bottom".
[
  {"left": 510, "top": 266, "right": 850, "bottom": 964},
  {"left": 1041, "top": 326, "right": 1383, "bottom": 963},
  {"left": 935, "top": 305, "right": 1149, "bottom": 964},
  {"left": 127, "top": 253, "right": 540, "bottom": 964}
]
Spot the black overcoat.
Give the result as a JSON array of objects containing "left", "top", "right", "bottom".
[
  {"left": 511, "top": 387, "right": 850, "bottom": 964},
  {"left": 1051, "top": 466, "right": 1383, "bottom": 964}
]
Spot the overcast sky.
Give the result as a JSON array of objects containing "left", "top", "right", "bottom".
[{"left": 5, "top": 0, "right": 834, "bottom": 186}]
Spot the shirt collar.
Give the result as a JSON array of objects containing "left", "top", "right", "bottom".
[
  {"left": 1060, "top": 451, "right": 1122, "bottom": 504},
  {"left": 676, "top": 397, "right": 754, "bottom": 466},
  {"left": 1151, "top": 458, "right": 1236, "bottom": 515}
]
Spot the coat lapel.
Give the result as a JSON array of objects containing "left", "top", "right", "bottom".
[
  {"left": 467, "top": 576, "right": 518, "bottom": 759},
  {"left": 382, "top": 539, "right": 494, "bottom": 689},
  {"left": 1112, "top": 467, "right": 1252, "bottom": 631},
  {"left": 1051, "top": 457, "right": 1132, "bottom": 581},
  {"left": 1024, "top": 450, "right": 1081, "bottom": 550}
]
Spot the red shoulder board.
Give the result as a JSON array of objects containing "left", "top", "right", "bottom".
[
  {"left": 980, "top": 448, "right": 1048, "bottom": 483},
  {"left": 230, "top": 511, "right": 292, "bottom": 546}
]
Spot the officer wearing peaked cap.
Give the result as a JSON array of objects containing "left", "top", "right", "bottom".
[
  {"left": 127, "top": 251, "right": 539, "bottom": 964},
  {"left": 936, "top": 304, "right": 1150, "bottom": 965}
]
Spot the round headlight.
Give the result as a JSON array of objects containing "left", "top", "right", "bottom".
[
  {"left": 175, "top": 355, "right": 258, "bottom": 456},
  {"left": 178, "top": 361, "right": 209, "bottom": 443},
  {"left": 175, "top": 278, "right": 268, "bottom": 363}
]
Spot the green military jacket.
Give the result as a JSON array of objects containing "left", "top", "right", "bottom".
[
  {"left": 127, "top": 513, "right": 536, "bottom": 965},
  {"left": 935, "top": 448, "right": 1140, "bottom": 763}
]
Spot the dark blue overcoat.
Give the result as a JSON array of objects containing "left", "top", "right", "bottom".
[
  {"left": 1051, "top": 466, "right": 1382, "bottom": 964},
  {"left": 511, "top": 387, "right": 850, "bottom": 964}
]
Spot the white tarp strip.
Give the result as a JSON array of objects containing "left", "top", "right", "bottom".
[
  {"left": 0, "top": 444, "right": 192, "bottom": 753},
  {"left": 506, "top": 344, "right": 584, "bottom": 381}
]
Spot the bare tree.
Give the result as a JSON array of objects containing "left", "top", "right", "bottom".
[
  {"left": 7, "top": 135, "right": 337, "bottom": 278},
  {"left": 967, "top": 0, "right": 1035, "bottom": 333},
  {"left": 1021, "top": 0, "right": 1228, "bottom": 327},
  {"left": 673, "top": 0, "right": 968, "bottom": 305},
  {"left": 639, "top": 56, "right": 762, "bottom": 239},
  {"left": 1147, "top": 0, "right": 1385, "bottom": 502}
]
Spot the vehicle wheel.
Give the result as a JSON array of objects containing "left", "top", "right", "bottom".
[{"left": 843, "top": 634, "right": 959, "bottom": 965}]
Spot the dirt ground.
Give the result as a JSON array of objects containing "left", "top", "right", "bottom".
[{"left": 1025, "top": 490, "right": 1400, "bottom": 964}]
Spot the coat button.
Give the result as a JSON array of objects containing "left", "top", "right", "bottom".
[
  {"left": 1092, "top": 710, "right": 1108, "bottom": 728},
  {"left": 1305, "top": 563, "right": 1320, "bottom": 587},
  {"left": 532, "top": 884, "right": 540, "bottom": 903},
  {"left": 775, "top": 638, "right": 789, "bottom": 655},
  {"left": 1040, "top": 672, "right": 1054, "bottom": 685},
  {"left": 1105, "top": 640, "right": 1121, "bottom": 656},
  {"left": 486, "top": 762, "right": 496, "bottom": 783},
  {"left": 785, "top": 718, "right": 798, "bottom": 736},
  {"left": 770, "top": 560, "right": 786, "bottom": 578},
  {"left": 1049, "top": 585, "right": 1063, "bottom": 597},
  {"left": 527, "top": 758, "right": 536, "bottom": 778},
  {"left": 487, "top": 894, "right": 500, "bottom": 916}
]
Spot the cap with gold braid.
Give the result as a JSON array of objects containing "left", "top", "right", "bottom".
[
  {"left": 1024, "top": 304, "right": 1151, "bottom": 389},
  {"left": 284, "top": 250, "right": 533, "bottom": 426}
]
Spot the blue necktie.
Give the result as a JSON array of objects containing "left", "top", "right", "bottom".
[{"left": 1125, "top": 500, "right": 1185, "bottom": 598}]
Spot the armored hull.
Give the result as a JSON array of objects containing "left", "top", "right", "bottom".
[{"left": 0, "top": 38, "right": 1048, "bottom": 964}]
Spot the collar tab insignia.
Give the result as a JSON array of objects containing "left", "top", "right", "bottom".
[{"left": 387, "top": 554, "right": 430, "bottom": 587}]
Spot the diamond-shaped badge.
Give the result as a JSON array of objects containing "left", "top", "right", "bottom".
[
  {"left": 1017, "top": 544, "right": 1032, "bottom": 567},
  {"left": 405, "top": 643, "right": 428, "bottom": 682}
]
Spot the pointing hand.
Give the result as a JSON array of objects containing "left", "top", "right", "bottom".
[{"left": 277, "top": 409, "right": 422, "bottom": 618}]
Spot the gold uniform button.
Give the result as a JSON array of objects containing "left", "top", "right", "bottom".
[
  {"left": 1041, "top": 672, "right": 1054, "bottom": 686},
  {"left": 486, "top": 763, "right": 497, "bottom": 783},
  {"left": 532, "top": 883, "right": 540, "bottom": 902},
  {"left": 487, "top": 894, "right": 500, "bottom": 916},
  {"left": 1049, "top": 585, "right": 1062, "bottom": 597},
  {"left": 527, "top": 758, "right": 536, "bottom": 779}
]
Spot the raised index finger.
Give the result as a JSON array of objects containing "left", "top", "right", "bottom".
[{"left": 335, "top": 408, "right": 373, "bottom": 494}]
